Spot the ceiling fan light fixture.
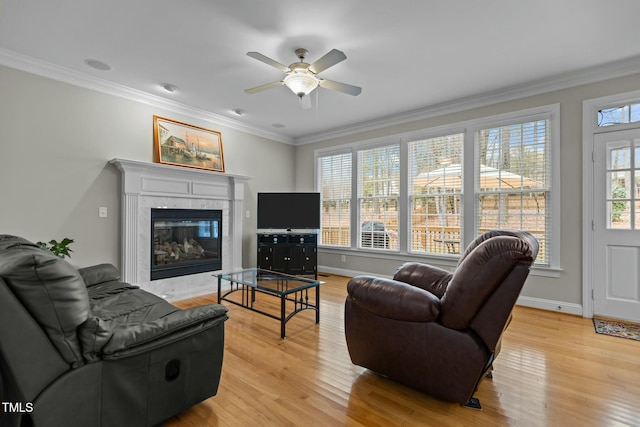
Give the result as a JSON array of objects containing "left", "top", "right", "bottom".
[
  {"left": 245, "top": 47, "right": 360, "bottom": 101},
  {"left": 283, "top": 71, "right": 319, "bottom": 97}
]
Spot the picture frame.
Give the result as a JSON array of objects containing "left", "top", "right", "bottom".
[{"left": 153, "top": 115, "right": 225, "bottom": 172}]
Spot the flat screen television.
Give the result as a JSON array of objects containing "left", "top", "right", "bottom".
[{"left": 257, "top": 192, "right": 320, "bottom": 230}]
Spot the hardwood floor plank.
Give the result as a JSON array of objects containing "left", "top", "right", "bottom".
[{"left": 168, "top": 274, "right": 640, "bottom": 426}]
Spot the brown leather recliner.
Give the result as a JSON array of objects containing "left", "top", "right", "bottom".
[{"left": 344, "top": 230, "right": 538, "bottom": 408}]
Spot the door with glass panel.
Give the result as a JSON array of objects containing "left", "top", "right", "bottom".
[{"left": 593, "top": 129, "right": 640, "bottom": 322}]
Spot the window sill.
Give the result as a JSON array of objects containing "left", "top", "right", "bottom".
[{"left": 318, "top": 246, "right": 562, "bottom": 278}]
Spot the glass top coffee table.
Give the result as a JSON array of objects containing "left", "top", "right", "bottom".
[{"left": 215, "top": 268, "right": 321, "bottom": 338}]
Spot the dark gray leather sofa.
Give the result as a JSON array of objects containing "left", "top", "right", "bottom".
[
  {"left": 344, "top": 230, "right": 538, "bottom": 408},
  {"left": 0, "top": 235, "right": 228, "bottom": 427}
]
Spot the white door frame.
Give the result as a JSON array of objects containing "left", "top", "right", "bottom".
[{"left": 582, "top": 89, "right": 640, "bottom": 318}]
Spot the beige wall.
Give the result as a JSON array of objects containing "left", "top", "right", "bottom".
[
  {"left": 295, "top": 72, "right": 640, "bottom": 307},
  {"left": 0, "top": 65, "right": 296, "bottom": 269},
  {"left": 5, "top": 62, "right": 640, "bottom": 308}
]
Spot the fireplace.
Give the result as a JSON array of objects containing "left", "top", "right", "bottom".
[
  {"left": 151, "top": 208, "right": 222, "bottom": 280},
  {"left": 111, "top": 158, "right": 250, "bottom": 300}
]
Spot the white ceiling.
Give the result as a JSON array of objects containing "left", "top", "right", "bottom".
[{"left": 2, "top": 0, "right": 640, "bottom": 144}]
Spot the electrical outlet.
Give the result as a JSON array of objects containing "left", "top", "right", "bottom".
[
  {"left": 99, "top": 207, "right": 108, "bottom": 218},
  {"left": 341, "top": 255, "right": 346, "bottom": 263}
]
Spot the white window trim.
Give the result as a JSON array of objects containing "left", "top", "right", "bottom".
[
  {"left": 314, "top": 104, "right": 561, "bottom": 272},
  {"left": 315, "top": 149, "right": 354, "bottom": 249},
  {"left": 357, "top": 143, "right": 402, "bottom": 251},
  {"left": 406, "top": 132, "right": 465, "bottom": 257},
  {"left": 467, "top": 105, "right": 560, "bottom": 268}
]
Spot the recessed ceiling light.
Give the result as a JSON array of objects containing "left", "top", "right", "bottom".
[
  {"left": 161, "top": 83, "right": 178, "bottom": 93},
  {"left": 272, "top": 123, "right": 285, "bottom": 128},
  {"left": 231, "top": 108, "right": 245, "bottom": 116},
  {"left": 84, "top": 59, "right": 112, "bottom": 71}
]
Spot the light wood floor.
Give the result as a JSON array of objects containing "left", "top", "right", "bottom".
[{"left": 168, "top": 273, "right": 640, "bottom": 427}]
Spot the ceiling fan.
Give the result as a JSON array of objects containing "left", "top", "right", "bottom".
[{"left": 244, "top": 48, "right": 362, "bottom": 108}]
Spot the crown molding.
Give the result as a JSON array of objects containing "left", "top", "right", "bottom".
[
  {"left": 3, "top": 47, "right": 640, "bottom": 147},
  {"left": 295, "top": 55, "right": 640, "bottom": 145},
  {"left": 0, "top": 48, "right": 295, "bottom": 145}
]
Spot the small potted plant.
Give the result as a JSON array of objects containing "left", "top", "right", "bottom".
[{"left": 37, "top": 238, "right": 74, "bottom": 259}]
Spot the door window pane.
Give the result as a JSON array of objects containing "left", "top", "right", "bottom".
[
  {"left": 608, "top": 201, "right": 631, "bottom": 229},
  {"left": 606, "top": 140, "right": 639, "bottom": 230},
  {"left": 598, "top": 103, "right": 640, "bottom": 127},
  {"left": 610, "top": 146, "right": 631, "bottom": 169},
  {"left": 608, "top": 171, "right": 630, "bottom": 200}
]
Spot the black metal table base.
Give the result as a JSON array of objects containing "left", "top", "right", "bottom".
[{"left": 218, "top": 276, "right": 320, "bottom": 338}]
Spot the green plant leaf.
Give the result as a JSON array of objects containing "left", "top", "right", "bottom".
[{"left": 38, "top": 238, "right": 74, "bottom": 258}]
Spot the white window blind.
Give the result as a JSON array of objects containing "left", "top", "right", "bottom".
[
  {"left": 357, "top": 144, "right": 400, "bottom": 250},
  {"left": 317, "top": 152, "right": 352, "bottom": 247},
  {"left": 408, "top": 133, "right": 464, "bottom": 255},
  {"left": 315, "top": 105, "right": 558, "bottom": 269},
  {"left": 476, "top": 118, "right": 551, "bottom": 264}
]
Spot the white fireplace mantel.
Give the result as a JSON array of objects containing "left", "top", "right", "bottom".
[{"left": 110, "top": 158, "right": 251, "bottom": 300}]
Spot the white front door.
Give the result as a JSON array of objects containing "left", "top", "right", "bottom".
[{"left": 593, "top": 129, "right": 640, "bottom": 322}]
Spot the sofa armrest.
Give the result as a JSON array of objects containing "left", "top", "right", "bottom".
[
  {"left": 347, "top": 276, "right": 440, "bottom": 322},
  {"left": 104, "top": 304, "right": 228, "bottom": 359},
  {"left": 77, "top": 263, "right": 121, "bottom": 287},
  {"left": 393, "top": 262, "right": 452, "bottom": 298},
  {"left": 81, "top": 304, "right": 228, "bottom": 361}
]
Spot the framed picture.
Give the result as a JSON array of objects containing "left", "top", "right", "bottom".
[{"left": 153, "top": 116, "right": 225, "bottom": 172}]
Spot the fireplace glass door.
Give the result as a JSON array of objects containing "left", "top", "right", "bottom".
[{"left": 151, "top": 208, "right": 222, "bottom": 280}]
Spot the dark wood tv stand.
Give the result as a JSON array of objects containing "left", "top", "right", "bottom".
[{"left": 257, "top": 233, "right": 317, "bottom": 279}]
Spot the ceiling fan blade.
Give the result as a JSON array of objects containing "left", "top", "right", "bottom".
[
  {"left": 319, "top": 79, "right": 362, "bottom": 96},
  {"left": 308, "top": 49, "right": 347, "bottom": 74},
  {"left": 244, "top": 81, "right": 284, "bottom": 94},
  {"left": 298, "top": 94, "right": 312, "bottom": 110},
  {"left": 246, "top": 52, "right": 289, "bottom": 72}
]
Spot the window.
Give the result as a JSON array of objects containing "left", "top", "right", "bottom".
[
  {"left": 315, "top": 105, "right": 558, "bottom": 269},
  {"left": 476, "top": 119, "right": 551, "bottom": 264},
  {"left": 409, "top": 133, "right": 464, "bottom": 255},
  {"left": 606, "top": 139, "right": 640, "bottom": 230},
  {"left": 598, "top": 103, "right": 640, "bottom": 127},
  {"left": 317, "top": 152, "right": 352, "bottom": 247},
  {"left": 358, "top": 145, "right": 400, "bottom": 250}
]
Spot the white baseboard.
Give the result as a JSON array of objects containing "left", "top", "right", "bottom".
[
  {"left": 318, "top": 266, "right": 585, "bottom": 317},
  {"left": 318, "top": 266, "right": 393, "bottom": 280},
  {"left": 515, "top": 296, "right": 583, "bottom": 316},
  {"left": 163, "top": 283, "right": 231, "bottom": 302}
]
